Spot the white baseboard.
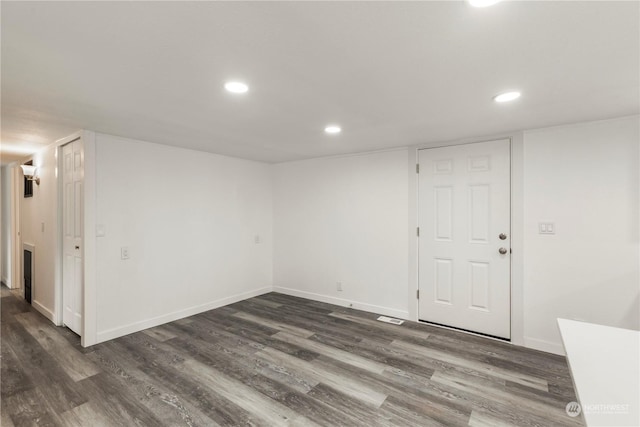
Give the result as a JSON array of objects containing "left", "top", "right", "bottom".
[
  {"left": 95, "top": 286, "right": 272, "bottom": 344},
  {"left": 524, "top": 336, "right": 565, "bottom": 356},
  {"left": 33, "top": 299, "right": 56, "bottom": 323},
  {"left": 272, "top": 286, "right": 410, "bottom": 320},
  {"left": 1, "top": 275, "right": 12, "bottom": 288}
]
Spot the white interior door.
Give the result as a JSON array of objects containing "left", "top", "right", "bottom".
[
  {"left": 62, "top": 139, "right": 83, "bottom": 335},
  {"left": 418, "top": 139, "right": 511, "bottom": 339}
]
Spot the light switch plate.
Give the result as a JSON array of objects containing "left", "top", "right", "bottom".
[
  {"left": 121, "top": 247, "right": 130, "bottom": 260},
  {"left": 539, "top": 222, "right": 555, "bottom": 234}
]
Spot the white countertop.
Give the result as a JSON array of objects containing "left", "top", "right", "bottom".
[{"left": 558, "top": 318, "right": 640, "bottom": 427}]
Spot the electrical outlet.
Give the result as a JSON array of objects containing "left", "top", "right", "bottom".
[
  {"left": 336, "top": 282, "right": 343, "bottom": 292},
  {"left": 254, "top": 235, "right": 261, "bottom": 244},
  {"left": 121, "top": 247, "right": 130, "bottom": 260}
]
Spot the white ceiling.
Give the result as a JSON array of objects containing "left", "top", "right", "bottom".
[{"left": 2, "top": 1, "right": 638, "bottom": 164}]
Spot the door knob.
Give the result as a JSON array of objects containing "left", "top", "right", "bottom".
[
  {"left": 499, "top": 247, "right": 508, "bottom": 255},
  {"left": 499, "top": 233, "right": 507, "bottom": 240},
  {"left": 75, "top": 245, "right": 80, "bottom": 250}
]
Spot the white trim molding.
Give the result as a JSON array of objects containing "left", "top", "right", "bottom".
[
  {"left": 81, "top": 130, "right": 97, "bottom": 347},
  {"left": 524, "top": 336, "right": 566, "bottom": 356},
  {"left": 33, "top": 299, "right": 55, "bottom": 323},
  {"left": 273, "top": 286, "right": 410, "bottom": 320},
  {"left": 95, "top": 286, "right": 272, "bottom": 344}
]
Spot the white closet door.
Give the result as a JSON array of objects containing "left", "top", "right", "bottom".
[{"left": 62, "top": 139, "right": 84, "bottom": 335}]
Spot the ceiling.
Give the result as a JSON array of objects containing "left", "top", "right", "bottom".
[{"left": 2, "top": 1, "right": 638, "bottom": 164}]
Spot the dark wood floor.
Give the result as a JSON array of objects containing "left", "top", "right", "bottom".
[{"left": 1, "top": 285, "right": 583, "bottom": 426}]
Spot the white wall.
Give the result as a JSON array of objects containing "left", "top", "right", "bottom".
[
  {"left": 272, "top": 116, "right": 639, "bottom": 355},
  {"left": 19, "top": 146, "right": 59, "bottom": 321},
  {"left": 94, "top": 134, "right": 273, "bottom": 342},
  {"left": 522, "top": 116, "right": 640, "bottom": 353},
  {"left": 12, "top": 115, "right": 638, "bottom": 355},
  {"left": 0, "top": 166, "right": 10, "bottom": 285},
  {"left": 273, "top": 149, "right": 410, "bottom": 318}
]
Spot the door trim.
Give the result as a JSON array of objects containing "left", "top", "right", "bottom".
[
  {"left": 408, "top": 133, "right": 525, "bottom": 347},
  {"left": 10, "top": 164, "right": 21, "bottom": 291}
]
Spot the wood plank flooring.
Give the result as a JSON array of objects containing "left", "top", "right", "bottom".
[{"left": 1, "top": 286, "right": 583, "bottom": 426}]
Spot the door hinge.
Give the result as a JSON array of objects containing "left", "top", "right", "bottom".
[
  {"left": 416, "top": 289, "right": 420, "bottom": 299},
  {"left": 416, "top": 164, "right": 420, "bottom": 174},
  {"left": 416, "top": 227, "right": 420, "bottom": 237}
]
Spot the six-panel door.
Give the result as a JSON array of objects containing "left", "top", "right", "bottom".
[
  {"left": 62, "top": 139, "right": 83, "bottom": 336},
  {"left": 418, "top": 139, "right": 511, "bottom": 339}
]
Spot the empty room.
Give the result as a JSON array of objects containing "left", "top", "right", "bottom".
[{"left": 1, "top": 1, "right": 638, "bottom": 426}]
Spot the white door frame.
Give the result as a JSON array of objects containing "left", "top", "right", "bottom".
[
  {"left": 11, "top": 164, "right": 21, "bottom": 291},
  {"left": 54, "top": 130, "right": 97, "bottom": 347},
  {"left": 408, "top": 133, "right": 525, "bottom": 346}
]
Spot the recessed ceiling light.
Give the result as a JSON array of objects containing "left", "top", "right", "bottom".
[
  {"left": 494, "top": 91, "right": 521, "bottom": 103},
  {"left": 468, "top": 0, "right": 501, "bottom": 7},
  {"left": 324, "top": 125, "right": 341, "bottom": 134},
  {"left": 224, "top": 81, "right": 249, "bottom": 94}
]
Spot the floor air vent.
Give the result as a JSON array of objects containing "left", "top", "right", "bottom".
[{"left": 377, "top": 316, "right": 404, "bottom": 325}]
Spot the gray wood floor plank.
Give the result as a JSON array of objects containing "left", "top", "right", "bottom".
[
  {"left": 14, "top": 312, "right": 101, "bottom": 382},
  {"left": 310, "top": 353, "right": 473, "bottom": 420},
  {"left": 329, "top": 311, "right": 433, "bottom": 342},
  {"left": 2, "top": 321, "right": 87, "bottom": 413},
  {"left": 249, "top": 297, "right": 283, "bottom": 309},
  {"left": 165, "top": 325, "right": 320, "bottom": 394},
  {"left": 3, "top": 388, "right": 64, "bottom": 427},
  {"left": 258, "top": 347, "right": 388, "bottom": 408},
  {"left": 273, "top": 331, "right": 389, "bottom": 375},
  {"left": 1, "top": 406, "right": 16, "bottom": 427},
  {"left": 377, "top": 395, "right": 451, "bottom": 427},
  {"left": 75, "top": 373, "right": 164, "bottom": 426},
  {"left": 139, "top": 360, "right": 258, "bottom": 426},
  {"left": 468, "top": 409, "right": 516, "bottom": 427},
  {"left": 233, "top": 300, "right": 375, "bottom": 344},
  {"left": 309, "top": 333, "right": 437, "bottom": 381},
  {"left": 87, "top": 342, "right": 217, "bottom": 427},
  {"left": 391, "top": 339, "right": 549, "bottom": 391},
  {"left": 163, "top": 318, "right": 267, "bottom": 357},
  {"left": 380, "top": 393, "right": 470, "bottom": 427},
  {"left": 233, "top": 311, "right": 315, "bottom": 338},
  {"left": 430, "top": 370, "right": 582, "bottom": 427},
  {"left": 197, "top": 313, "right": 321, "bottom": 361},
  {"left": 200, "top": 309, "right": 280, "bottom": 337},
  {"left": 1, "top": 289, "right": 582, "bottom": 427},
  {"left": 305, "top": 383, "right": 385, "bottom": 426},
  {"left": 162, "top": 335, "right": 360, "bottom": 426},
  {"left": 141, "top": 325, "right": 177, "bottom": 342},
  {"left": 1, "top": 336, "right": 34, "bottom": 399},
  {"left": 179, "top": 357, "right": 320, "bottom": 427},
  {"left": 58, "top": 402, "right": 121, "bottom": 427}
]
